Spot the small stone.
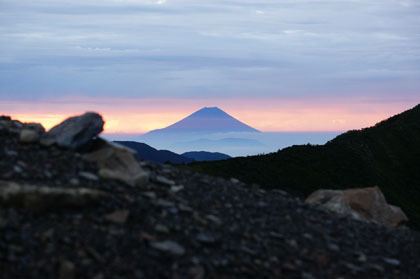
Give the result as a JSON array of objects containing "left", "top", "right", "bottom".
[
  {"left": 69, "top": 178, "right": 80, "bottom": 186},
  {"left": 178, "top": 204, "right": 193, "bottom": 212},
  {"left": 282, "top": 262, "right": 296, "bottom": 271},
  {"left": 142, "top": 192, "right": 157, "bottom": 199},
  {"left": 195, "top": 233, "right": 216, "bottom": 244},
  {"left": 86, "top": 246, "right": 105, "bottom": 263},
  {"left": 327, "top": 242, "right": 340, "bottom": 252},
  {"left": 287, "top": 239, "right": 298, "bottom": 248},
  {"left": 134, "top": 172, "right": 150, "bottom": 187},
  {"left": 241, "top": 246, "right": 256, "bottom": 255},
  {"left": 170, "top": 185, "right": 184, "bottom": 193},
  {"left": 301, "top": 272, "right": 316, "bottom": 279},
  {"left": 154, "top": 224, "right": 170, "bottom": 233},
  {"left": 188, "top": 266, "right": 205, "bottom": 279},
  {"left": 104, "top": 210, "right": 130, "bottom": 224},
  {"left": 19, "top": 129, "right": 40, "bottom": 143},
  {"left": 59, "top": 260, "right": 75, "bottom": 279},
  {"left": 271, "top": 189, "right": 289, "bottom": 196},
  {"left": 205, "top": 215, "right": 222, "bottom": 225},
  {"left": 344, "top": 262, "right": 361, "bottom": 273},
  {"left": 41, "top": 228, "right": 55, "bottom": 241},
  {"left": 154, "top": 175, "right": 175, "bottom": 186},
  {"left": 44, "top": 170, "right": 53, "bottom": 178},
  {"left": 150, "top": 240, "right": 185, "bottom": 256},
  {"left": 230, "top": 178, "right": 240, "bottom": 183},
  {"left": 4, "top": 149, "right": 18, "bottom": 157},
  {"left": 13, "top": 165, "right": 23, "bottom": 173},
  {"left": 303, "top": 233, "right": 313, "bottom": 240},
  {"left": 357, "top": 252, "right": 367, "bottom": 263},
  {"left": 79, "top": 172, "right": 99, "bottom": 181},
  {"left": 369, "top": 264, "right": 385, "bottom": 273},
  {"left": 155, "top": 199, "right": 175, "bottom": 207},
  {"left": 383, "top": 257, "right": 400, "bottom": 266}
]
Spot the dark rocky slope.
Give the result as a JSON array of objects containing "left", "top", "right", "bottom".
[
  {"left": 189, "top": 104, "right": 420, "bottom": 229},
  {"left": 1, "top": 115, "right": 420, "bottom": 278}
]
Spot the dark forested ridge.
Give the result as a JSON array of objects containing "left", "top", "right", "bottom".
[
  {"left": 189, "top": 104, "right": 420, "bottom": 228},
  {"left": 115, "top": 141, "right": 193, "bottom": 164}
]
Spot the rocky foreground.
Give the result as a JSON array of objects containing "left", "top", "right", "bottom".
[{"left": 1, "top": 114, "right": 420, "bottom": 279}]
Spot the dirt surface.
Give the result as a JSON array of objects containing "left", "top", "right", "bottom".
[{"left": 1, "top": 123, "right": 420, "bottom": 279}]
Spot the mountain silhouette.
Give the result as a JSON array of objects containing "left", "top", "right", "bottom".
[
  {"left": 145, "top": 107, "right": 260, "bottom": 134},
  {"left": 182, "top": 151, "right": 231, "bottom": 162},
  {"left": 115, "top": 141, "right": 193, "bottom": 164},
  {"left": 115, "top": 141, "right": 231, "bottom": 164}
]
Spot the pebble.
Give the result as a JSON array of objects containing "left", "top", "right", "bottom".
[
  {"left": 195, "top": 233, "right": 216, "bottom": 244},
  {"left": 155, "top": 199, "right": 175, "bottom": 207},
  {"left": 287, "top": 239, "right": 298, "bottom": 248},
  {"left": 69, "top": 178, "right": 80, "bottom": 186},
  {"left": 327, "top": 242, "right": 340, "bottom": 252},
  {"left": 104, "top": 210, "right": 130, "bottom": 224},
  {"left": 188, "top": 266, "right": 205, "bottom": 279},
  {"left": 301, "top": 272, "right": 316, "bottom": 279},
  {"left": 301, "top": 232, "right": 311, "bottom": 238},
  {"left": 230, "top": 178, "right": 240, "bottom": 184},
  {"left": 142, "top": 192, "right": 157, "bottom": 199},
  {"left": 205, "top": 215, "right": 222, "bottom": 225},
  {"left": 150, "top": 240, "right": 185, "bottom": 256},
  {"left": 13, "top": 165, "right": 23, "bottom": 173},
  {"left": 154, "top": 175, "right": 175, "bottom": 186},
  {"left": 369, "top": 264, "right": 385, "bottom": 273},
  {"left": 357, "top": 252, "right": 367, "bottom": 263},
  {"left": 383, "top": 257, "right": 400, "bottom": 266},
  {"left": 79, "top": 172, "right": 99, "bottom": 181},
  {"left": 59, "top": 260, "right": 75, "bottom": 279},
  {"left": 170, "top": 185, "right": 184, "bottom": 193},
  {"left": 154, "top": 224, "right": 170, "bottom": 233},
  {"left": 134, "top": 172, "right": 150, "bottom": 187}
]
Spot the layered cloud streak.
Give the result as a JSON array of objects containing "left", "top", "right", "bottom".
[{"left": 1, "top": 0, "right": 419, "bottom": 100}]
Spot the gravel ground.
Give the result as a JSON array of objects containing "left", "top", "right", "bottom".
[{"left": 1, "top": 127, "right": 420, "bottom": 279}]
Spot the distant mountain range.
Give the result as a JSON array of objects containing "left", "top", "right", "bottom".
[
  {"left": 189, "top": 104, "right": 420, "bottom": 229},
  {"left": 182, "top": 151, "right": 231, "bottom": 162},
  {"left": 115, "top": 141, "right": 231, "bottom": 164},
  {"left": 171, "top": 137, "right": 264, "bottom": 150},
  {"left": 144, "top": 107, "right": 260, "bottom": 135}
]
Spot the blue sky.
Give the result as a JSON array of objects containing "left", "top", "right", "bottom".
[{"left": 1, "top": 0, "right": 419, "bottom": 101}]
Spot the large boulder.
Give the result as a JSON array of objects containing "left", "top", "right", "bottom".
[
  {"left": 0, "top": 180, "right": 105, "bottom": 211},
  {"left": 83, "top": 140, "right": 149, "bottom": 187},
  {"left": 42, "top": 112, "right": 104, "bottom": 150},
  {"left": 305, "top": 186, "right": 408, "bottom": 227}
]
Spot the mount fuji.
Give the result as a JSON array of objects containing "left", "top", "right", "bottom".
[{"left": 145, "top": 107, "right": 260, "bottom": 135}]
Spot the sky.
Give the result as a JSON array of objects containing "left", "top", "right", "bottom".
[{"left": 1, "top": 0, "right": 419, "bottom": 133}]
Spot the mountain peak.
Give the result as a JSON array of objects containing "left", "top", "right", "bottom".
[
  {"left": 189, "top": 107, "right": 232, "bottom": 118},
  {"left": 145, "top": 107, "right": 260, "bottom": 134}
]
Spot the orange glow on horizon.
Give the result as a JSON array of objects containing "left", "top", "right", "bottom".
[{"left": 1, "top": 97, "right": 417, "bottom": 134}]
